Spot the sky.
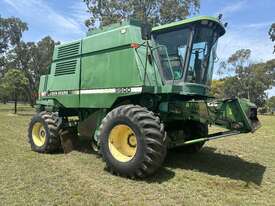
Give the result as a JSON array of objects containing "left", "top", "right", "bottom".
[{"left": 0, "top": 0, "right": 275, "bottom": 96}]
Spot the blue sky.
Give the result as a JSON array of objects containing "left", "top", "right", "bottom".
[{"left": 0, "top": 0, "right": 274, "bottom": 96}]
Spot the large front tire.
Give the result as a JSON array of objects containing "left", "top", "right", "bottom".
[
  {"left": 99, "top": 105, "right": 167, "bottom": 178},
  {"left": 28, "top": 112, "right": 61, "bottom": 153}
]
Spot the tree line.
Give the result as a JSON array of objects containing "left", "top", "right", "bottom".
[
  {"left": 211, "top": 49, "right": 275, "bottom": 111},
  {"left": 0, "top": 16, "right": 58, "bottom": 112},
  {"left": 0, "top": 0, "right": 274, "bottom": 113}
]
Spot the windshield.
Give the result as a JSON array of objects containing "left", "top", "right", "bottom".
[
  {"left": 153, "top": 24, "right": 219, "bottom": 85},
  {"left": 153, "top": 28, "right": 191, "bottom": 81},
  {"left": 186, "top": 26, "right": 218, "bottom": 85}
]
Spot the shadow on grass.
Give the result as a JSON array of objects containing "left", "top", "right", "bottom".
[
  {"left": 74, "top": 137, "right": 98, "bottom": 155},
  {"left": 45, "top": 136, "right": 98, "bottom": 155},
  {"left": 74, "top": 137, "right": 176, "bottom": 183},
  {"left": 62, "top": 139, "right": 265, "bottom": 185},
  {"left": 144, "top": 167, "right": 175, "bottom": 183},
  {"left": 164, "top": 146, "right": 266, "bottom": 186}
]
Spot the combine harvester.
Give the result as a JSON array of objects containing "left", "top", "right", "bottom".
[{"left": 28, "top": 16, "right": 260, "bottom": 178}]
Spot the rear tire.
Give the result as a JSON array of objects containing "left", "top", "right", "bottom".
[
  {"left": 99, "top": 105, "right": 167, "bottom": 178},
  {"left": 28, "top": 112, "right": 61, "bottom": 153}
]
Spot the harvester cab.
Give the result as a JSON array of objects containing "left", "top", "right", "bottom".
[
  {"left": 151, "top": 18, "right": 223, "bottom": 87},
  {"left": 28, "top": 16, "right": 260, "bottom": 178}
]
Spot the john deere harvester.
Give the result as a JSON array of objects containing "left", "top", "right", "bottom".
[{"left": 28, "top": 16, "right": 260, "bottom": 178}]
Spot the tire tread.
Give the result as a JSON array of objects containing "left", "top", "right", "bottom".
[{"left": 99, "top": 105, "right": 167, "bottom": 178}]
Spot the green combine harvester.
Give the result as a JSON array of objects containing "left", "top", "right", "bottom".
[{"left": 28, "top": 16, "right": 260, "bottom": 178}]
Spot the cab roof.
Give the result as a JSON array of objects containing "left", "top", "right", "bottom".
[
  {"left": 152, "top": 16, "right": 226, "bottom": 36},
  {"left": 86, "top": 16, "right": 226, "bottom": 37}
]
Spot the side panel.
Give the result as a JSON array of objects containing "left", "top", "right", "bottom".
[
  {"left": 80, "top": 47, "right": 142, "bottom": 108},
  {"left": 47, "top": 58, "right": 81, "bottom": 91},
  {"left": 45, "top": 40, "right": 82, "bottom": 107},
  {"left": 81, "top": 48, "right": 141, "bottom": 89},
  {"left": 82, "top": 25, "right": 140, "bottom": 54}
]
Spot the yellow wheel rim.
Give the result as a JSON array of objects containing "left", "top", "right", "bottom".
[
  {"left": 32, "top": 122, "right": 46, "bottom": 147},
  {"left": 108, "top": 124, "right": 137, "bottom": 162}
]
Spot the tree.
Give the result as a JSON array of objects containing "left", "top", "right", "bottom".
[
  {"left": 5, "top": 36, "right": 57, "bottom": 106},
  {"left": 0, "top": 16, "right": 55, "bottom": 106},
  {"left": 269, "top": 23, "right": 275, "bottom": 53},
  {"left": 263, "top": 58, "right": 275, "bottom": 86},
  {"left": 267, "top": 96, "right": 275, "bottom": 110},
  {"left": 83, "top": 0, "right": 200, "bottom": 29},
  {"left": 218, "top": 49, "right": 251, "bottom": 76},
  {"left": 218, "top": 49, "right": 252, "bottom": 98},
  {"left": 218, "top": 49, "right": 275, "bottom": 107},
  {"left": 210, "top": 79, "right": 225, "bottom": 98},
  {"left": 0, "top": 16, "right": 28, "bottom": 52},
  {"left": 0, "top": 16, "right": 28, "bottom": 69},
  {"left": 0, "top": 16, "right": 28, "bottom": 105},
  {"left": 251, "top": 59, "right": 275, "bottom": 106},
  {"left": 0, "top": 79, "right": 9, "bottom": 104},
  {"left": 1, "top": 69, "right": 28, "bottom": 114},
  {"left": 223, "top": 76, "right": 242, "bottom": 99}
]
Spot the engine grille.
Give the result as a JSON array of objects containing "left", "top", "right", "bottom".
[
  {"left": 57, "top": 42, "right": 80, "bottom": 59},
  {"left": 55, "top": 59, "right": 77, "bottom": 76}
]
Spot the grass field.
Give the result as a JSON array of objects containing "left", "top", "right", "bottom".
[{"left": 0, "top": 104, "right": 274, "bottom": 206}]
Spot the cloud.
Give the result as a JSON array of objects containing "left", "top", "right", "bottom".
[
  {"left": 214, "top": 20, "right": 275, "bottom": 97},
  {"left": 68, "top": 1, "right": 90, "bottom": 26},
  {"left": 243, "top": 21, "right": 274, "bottom": 29},
  {"left": 217, "top": 33, "right": 273, "bottom": 64},
  {"left": 213, "top": 20, "right": 274, "bottom": 80},
  {"left": 216, "top": 0, "right": 247, "bottom": 17},
  {"left": 216, "top": 22, "right": 274, "bottom": 63},
  {"left": 2, "top": 0, "right": 87, "bottom": 41}
]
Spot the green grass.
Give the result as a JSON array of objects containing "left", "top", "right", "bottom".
[{"left": 0, "top": 103, "right": 275, "bottom": 206}]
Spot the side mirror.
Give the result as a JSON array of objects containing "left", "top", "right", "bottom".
[{"left": 141, "top": 23, "right": 152, "bottom": 40}]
